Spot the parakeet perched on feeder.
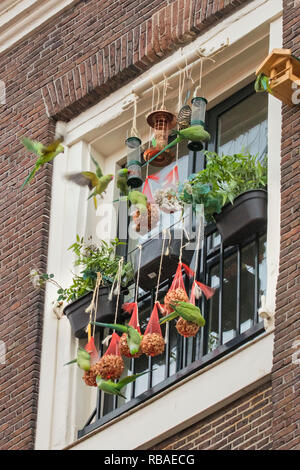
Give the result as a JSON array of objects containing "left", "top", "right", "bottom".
[
  {"left": 147, "top": 125, "right": 211, "bottom": 165},
  {"left": 91, "top": 321, "right": 142, "bottom": 356},
  {"left": 128, "top": 190, "right": 148, "bottom": 212},
  {"left": 116, "top": 168, "right": 130, "bottom": 196},
  {"left": 96, "top": 370, "right": 152, "bottom": 399},
  {"left": 64, "top": 347, "right": 91, "bottom": 371},
  {"left": 254, "top": 73, "right": 273, "bottom": 94},
  {"left": 21, "top": 136, "right": 64, "bottom": 189},
  {"left": 65, "top": 155, "right": 114, "bottom": 209},
  {"left": 160, "top": 301, "right": 205, "bottom": 327}
]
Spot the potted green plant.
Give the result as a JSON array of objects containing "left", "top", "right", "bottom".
[
  {"left": 179, "top": 152, "right": 267, "bottom": 245},
  {"left": 32, "top": 236, "right": 134, "bottom": 338}
]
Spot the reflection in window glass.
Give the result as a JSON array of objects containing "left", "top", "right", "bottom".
[
  {"left": 218, "top": 93, "right": 268, "bottom": 159},
  {"left": 207, "top": 265, "right": 220, "bottom": 352},
  {"left": 223, "top": 254, "right": 237, "bottom": 343}
]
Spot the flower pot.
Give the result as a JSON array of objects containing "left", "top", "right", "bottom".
[
  {"left": 134, "top": 228, "right": 195, "bottom": 292},
  {"left": 214, "top": 189, "right": 267, "bottom": 246},
  {"left": 64, "top": 286, "right": 124, "bottom": 339}
]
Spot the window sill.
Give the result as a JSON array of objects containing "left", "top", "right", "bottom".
[{"left": 65, "top": 326, "right": 273, "bottom": 450}]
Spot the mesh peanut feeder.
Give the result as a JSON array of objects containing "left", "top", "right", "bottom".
[
  {"left": 133, "top": 202, "right": 160, "bottom": 234},
  {"left": 176, "top": 317, "right": 200, "bottom": 338},
  {"left": 164, "top": 263, "right": 189, "bottom": 314},
  {"left": 82, "top": 336, "right": 100, "bottom": 387},
  {"left": 143, "top": 110, "right": 177, "bottom": 167},
  {"left": 119, "top": 302, "right": 143, "bottom": 358},
  {"left": 97, "top": 332, "right": 124, "bottom": 380},
  {"left": 141, "top": 303, "right": 165, "bottom": 357}
]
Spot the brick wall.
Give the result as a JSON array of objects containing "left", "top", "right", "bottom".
[
  {"left": 151, "top": 383, "right": 273, "bottom": 450},
  {"left": 0, "top": 0, "right": 251, "bottom": 450},
  {"left": 271, "top": 0, "right": 300, "bottom": 451}
]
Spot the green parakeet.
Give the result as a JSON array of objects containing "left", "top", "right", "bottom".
[
  {"left": 128, "top": 190, "right": 148, "bottom": 212},
  {"left": 160, "top": 301, "right": 205, "bottom": 327},
  {"left": 116, "top": 168, "right": 130, "bottom": 196},
  {"left": 91, "top": 321, "right": 142, "bottom": 356},
  {"left": 96, "top": 370, "right": 152, "bottom": 399},
  {"left": 21, "top": 136, "right": 64, "bottom": 189},
  {"left": 254, "top": 74, "right": 273, "bottom": 94},
  {"left": 146, "top": 125, "right": 211, "bottom": 165},
  {"left": 65, "top": 155, "right": 114, "bottom": 209},
  {"left": 64, "top": 347, "right": 91, "bottom": 371}
]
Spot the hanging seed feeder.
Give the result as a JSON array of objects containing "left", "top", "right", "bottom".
[
  {"left": 187, "top": 97, "right": 207, "bottom": 151},
  {"left": 144, "top": 110, "right": 177, "bottom": 167},
  {"left": 126, "top": 137, "right": 143, "bottom": 188}
]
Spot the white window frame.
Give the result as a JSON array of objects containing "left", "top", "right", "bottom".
[{"left": 35, "top": 0, "right": 282, "bottom": 450}]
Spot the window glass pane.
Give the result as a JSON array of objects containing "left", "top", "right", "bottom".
[
  {"left": 259, "top": 234, "right": 267, "bottom": 299},
  {"left": 222, "top": 253, "right": 237, "bottom": 343},
  {"left": 240, "top": 242, "right": 256, "bottom": 333},
  {"left": 128, "top": 141, "right": 191, "bottom": 255},
  {"left": 217, "top": 93, "right": 268, "bottom": 159},
  {"left": 207, "top": 264, "right": 220, "bottom": 352}
]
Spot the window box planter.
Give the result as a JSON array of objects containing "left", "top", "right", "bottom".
[
  {"left": 64, "top": 286, "right": 126, "bottom": 338},
  {"left": 214, "top": 189, "right": 267, "bottom": 246},
  {"left": 134, "top": 228, "right": 195, "bottom": 292}
]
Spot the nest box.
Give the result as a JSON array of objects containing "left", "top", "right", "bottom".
[{"left": 256, "top": 48, "right": 300, "bottom": 106}]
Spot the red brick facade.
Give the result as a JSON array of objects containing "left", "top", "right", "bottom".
[
  {"left": 0, "top": 0, "right": 299, "bottom": 450},
  {"left": 152, "top": 383, "right": 273, "bottom": 450},
  {"left": 271, "top": 0, "right": 300, "bottom": 451}
]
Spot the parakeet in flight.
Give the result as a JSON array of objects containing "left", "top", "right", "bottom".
[
  {"left": 96, "top": 370, "right": 152, "bottom": 399},
  {"left": 91, "top": 321, "right": 142, "bottom": 356},
  {"left": 160, "top": 301, "right": 205, "bottom": 327},
  {"left": 64, "top": 347, "right": 91, "bottom": 371},
  {"left": 116, "top": 168, "right": 130, "bottom": 196},
  {"left": 21, "top": 136, "right": 64, "bottom": 189},
  {"left": 146, "top": 125, "right": 211, "bottom": 166},
  {"left": 65, "top": 155, "right": 114, "bottom": 209},
  {"left": 254, "top": 73, "right": 273, "bottom": 94}
]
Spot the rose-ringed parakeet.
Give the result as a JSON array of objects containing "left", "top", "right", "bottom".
[
  {"left": 254, "top": 74, "right": 273, "bottom": 94},
  {"left": 21, "top": 136, "right": 64, "bottom": 189},
  {"left": 116, "top": 168, "right": 130, "bottom": 196},
  {"left": 64, "top": 347, "right": 91, "bottom": 371},
  {"left": 146, "top": 125, "right": 211, "bottom": 166},
  {"left": 96, "top": 370, "right": 152, "bottom": 399},
  {"left": 91, "top": 321, "right": 142, "bottom": 356},
  {"left": 65, "top": 155, "right": 114, "bottom": 209},
  {"left": 128, "top": 190, "right": 148, "bottom": 213},
  {"left": 160, "top": 301, "right": 205, "bottom": 327}
]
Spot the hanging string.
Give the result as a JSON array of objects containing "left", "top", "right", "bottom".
[
  {"left": 134, "top": 245, "right": 142, "bottom": 304},
  {"left": 192, "top": 206, "right": 204, "bottom": 285},
  {"left": 148, "top": 82, "right": 156, "bottom": 149},
  {"left": 102, "top": 257, "right": 124, "bottom": 346},
  {"left": 194, "top": 57, "right": 203, "bottom": 97},
  {"left": 154, "top": 229, "right": 168, "bottom": 304},
  {"left": 85, "top": 272, "right": 103, "bottom": 339},
  {"left": 130, "top": 94, "right": 140, "bottom": 138},
  {"left": 114, "top": 257, "right": 124, "bottom": 325}
]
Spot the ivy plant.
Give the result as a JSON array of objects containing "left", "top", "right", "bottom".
[{"left": 179, "top": 151, "right": 267, "bottom": 222}]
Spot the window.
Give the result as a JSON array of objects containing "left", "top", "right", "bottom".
[{"left": 79, "top": 83, "right": 268, "bottom": 438}]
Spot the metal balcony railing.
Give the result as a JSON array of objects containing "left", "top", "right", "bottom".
[{"left": 78, "top": 225, "right": 266, "bottom": 439}]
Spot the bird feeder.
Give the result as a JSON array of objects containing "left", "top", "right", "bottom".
[
  {"left": 188, "top": 97, "right": 207, "bottom": 151},
  {"left": 143, "top": 110, "right": 177, "bottom": 167},
  {"left": 256, "top": 48, "right": 300, "bottom": 106},
  {"left": 126, "top": 137, "right": 143, "bottom": 188}
]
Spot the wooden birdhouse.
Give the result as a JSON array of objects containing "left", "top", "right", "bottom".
[{"left": 256, "top": 48, "right": 300, "bottom": 106}]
